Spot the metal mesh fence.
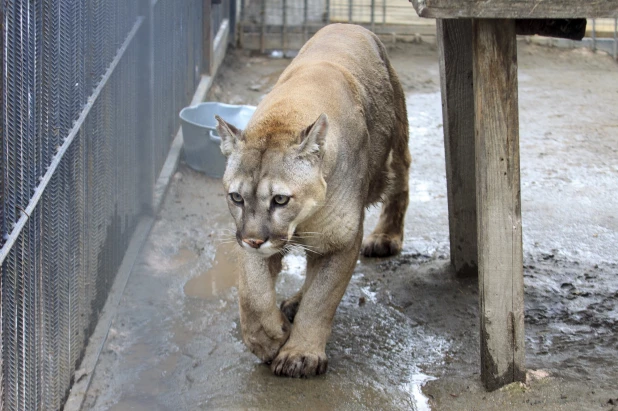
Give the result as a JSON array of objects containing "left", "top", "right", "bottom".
[
  {"left": 329, "top": 0, "right": 418, "bottom": 26},
  {"left": 238, "top": 0, "right": 434, "bottom": 51},
  {"left": 0, "top": 1, "right": 224, "bottom": 409},
  {"left": 239, "top": 1, "right": 618, "bottom": 58}
]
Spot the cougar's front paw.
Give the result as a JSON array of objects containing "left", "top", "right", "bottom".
[
  {"left": 242, "top": 311, "right": 291, "bottom": 363},
  {"left": 271, "top": 347, "right": 328, "bottom": 377},
  {"left": 361, "top": 233, "right": 402, "bottom": 257}
]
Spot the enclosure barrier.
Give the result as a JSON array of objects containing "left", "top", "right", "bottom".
[
  {"left": 589, "top": 18, "right": 618, "bottom": 60},
  {"left": 239, "top": 0, "right": 436, "bottom": 51},
  {"left": 0, "top": 1, "right": 231, "bottom": 410},
  {"left": 239, "top": 0, "right": 618, "bottom": 60}
]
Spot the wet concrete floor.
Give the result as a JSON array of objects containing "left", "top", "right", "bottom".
[{"left": 81, "top": 43, "right": 618, "bottom": 410}]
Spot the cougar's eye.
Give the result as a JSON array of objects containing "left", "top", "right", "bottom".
[
  {"left": 230, "top": 192, "right": 243, "bottom": 204},
  {"left": 273, "top": 195, "right": 290, "bottom": 206}
]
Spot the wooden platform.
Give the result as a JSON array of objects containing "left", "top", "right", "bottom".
[
  {"left": 414, "top": 0, "right": 618, "bottom": 392},
  {"left": 413, "top": 0, "right": 618, "bottom": 18}
]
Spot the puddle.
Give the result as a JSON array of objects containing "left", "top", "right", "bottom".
[
  {"left": 184, "top": 242, "right": 240, "bottom": 298},
  {"left": 360, "top": 286, "right": 378, "bottom": 303},
  {"left": 174, "top": 248, "right": 198, "bottom": 264},
  {"left": 402, "top": 372, "right": 438, "bottom": 411},
  {"left": 106, "top": 346, "right": 181, "bottom": 410},
  {"left": 146, "top": 246, "right": 198, "bottom": 272},
  {"left": 108, "top": 398, "right": 156, "bottom": 411}
]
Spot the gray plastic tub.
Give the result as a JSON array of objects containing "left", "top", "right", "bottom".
[{"left": 179, "top": 102, "right": 256, "bottom": 178}]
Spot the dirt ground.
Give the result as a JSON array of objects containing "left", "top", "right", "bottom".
[{"left": 81, "top": 41, "right": 618, "bottom": 410}]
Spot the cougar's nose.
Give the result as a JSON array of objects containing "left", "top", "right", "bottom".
[{"left": 242, "top": 238, "right": 267, "bottom": 249}]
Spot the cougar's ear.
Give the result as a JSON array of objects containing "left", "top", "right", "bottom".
[
  {"left": 215, "top": 115, "right": 243, "bottom": 157},
  {"left": 297, "top": 113, "right": 328, "bottom": 159}
]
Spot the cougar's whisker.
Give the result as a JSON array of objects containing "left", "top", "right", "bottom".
[{"left": 286, "top": 241, "right": 323, "bottom": 256}]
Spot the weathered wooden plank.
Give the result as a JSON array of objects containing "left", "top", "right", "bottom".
[
  {"left": 436, "top": 19, "right": 478, "bottom": 278},
  {"left": 412, "top": 0, "right": 618, "bottom": 19},
  {"left": 472, "top": 18, "right": 526, "bottom": 391}
]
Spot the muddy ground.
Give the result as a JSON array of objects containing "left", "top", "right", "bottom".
[{"left": 81, "top": 42, "right": 618, "bottom": 410}]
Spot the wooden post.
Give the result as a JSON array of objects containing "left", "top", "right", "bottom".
[
  {"left": 472, "top": 19, "right": 525, "bottom": 391},
  {"left": 203, "top": 0, "right": 214, "bottom": 74},
  {"left": 436, "top": 19, "right": 478, "bottom": 278}
]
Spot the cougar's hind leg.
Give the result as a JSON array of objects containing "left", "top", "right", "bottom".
[
  {"left": 361, "top": 148, "right": 410, "bottom": 257},
  {"left": 362, "top": 73, "right": 411, "bottom": 257}
]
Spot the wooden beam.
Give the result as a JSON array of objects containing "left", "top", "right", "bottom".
[
  {"left": 472, "top": 18, "right": 525, "bottom": 391},
  {"left": 412, "top": 0, "right": 618, "bottom": 19},
  {"left": 436, "top": 19, "right": 478, "bottom": 278}
]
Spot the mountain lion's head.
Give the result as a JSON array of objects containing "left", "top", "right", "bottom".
[{"left": 216, "top": 114, "right": 328, "bottom": 257}]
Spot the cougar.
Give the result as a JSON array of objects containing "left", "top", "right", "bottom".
[{"left": 215, "top": 23, "right": 410, "bottom": 377}]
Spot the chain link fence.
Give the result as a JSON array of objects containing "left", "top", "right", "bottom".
[
  {"left": 238, "top": 0, "right": 618, "bottom": 61},
  {"left": 238, "top": 0, "right": 434, "bottom": 52},
  {"left": 0, "top": 1, "right": 231, "bottom": 409}
]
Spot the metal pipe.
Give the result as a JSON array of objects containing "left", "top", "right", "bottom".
[
  {"left": 382, "top": 0, "right": 386, "bottom": 28},
  {"left": 614, "top": 18, "right": 617, "bottom": 61},
  {"left": 592, "top": 18, "right": 596, "bottom": 51}
]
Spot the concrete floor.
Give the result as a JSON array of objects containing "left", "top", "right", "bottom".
[{"left": 79, "top": 43, "right": 618, "bottom": 410}]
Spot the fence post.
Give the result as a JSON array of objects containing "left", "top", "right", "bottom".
[
  {"left": 282, "top": 0, "right": 287, "bottom": 52},
  {"left": 370, "top": 0, "right": 375, "bottom": 32},
  {"left": 139, "top": 0, "right": 155, "bottom": 215},
  {"left": 0, "top": 3, "right": 4, "bottom": 239},
  {"left": 592, "top": 18, "right": 596, "bottom": 51},
  {"left": 239, "top": 0, "right": 245, "bottom": 48},
  {"left": 229, "top": 0, "right": 237, "bottom": 45},
  {"left": 260, "top": 0, "right": 266, "bottom": 53},
  {"left": 348, "top": 0, "right": 353, "bottom": 23},
  {"left": 0, "top": 5, "right": 4, "bottom": 408},
  {"left": 614, "top": 18, "right": 618, "bottom": 61},
  {"left": 203, "top": 0, "right": 214, "bottom": 74},
  {"left": 326, "top": 0, "right": 330, "bottom": 24},
  {"left": 303, "top": 0, "right": 308, "bottom": 43}
]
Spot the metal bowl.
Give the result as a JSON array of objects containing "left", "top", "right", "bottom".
[{"left": 180, "top": 102, "right": 256, "bottom": 178}]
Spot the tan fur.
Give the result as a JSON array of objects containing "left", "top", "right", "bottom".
[{"left": 215, "top": 24, "right": 410, "bottom": 377}]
